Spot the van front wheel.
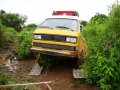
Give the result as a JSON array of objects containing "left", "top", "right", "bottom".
[{"left": 76, "top": 51, "right": 84, "bottom": 68}]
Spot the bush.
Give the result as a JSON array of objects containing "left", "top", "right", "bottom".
[
  {"left": 0, "top": 22, "right": 4, "bottom": 47},
  {"left": 3, "top": 26, "right": 17, "bottom": 42},
  {"left": 17, "top": 27, "right": 36, "bottom": 58},
  {"left": 82, "top": 4, "right": 120, "bottom": 90},
  {"left": 0, "top": 24, "right": 17, "bottom": 48},
  {"left": 38, "top": 55, "right": 56, "bottom": 70}
]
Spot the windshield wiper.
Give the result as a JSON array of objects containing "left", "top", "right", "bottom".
[
  {"left": 56, "top": 26, "right": 74, "bottom": 31},
  {"left": 39, "top": 26, "right": 53, "bottom": 29}
]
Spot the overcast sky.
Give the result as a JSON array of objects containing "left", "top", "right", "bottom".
[{"left": 0, "top": 0, "right": 119, "bottom": 24}]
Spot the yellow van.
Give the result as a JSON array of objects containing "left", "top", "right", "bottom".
[{"left": 31, "top": 11, "right": 87, "bottom": 67}]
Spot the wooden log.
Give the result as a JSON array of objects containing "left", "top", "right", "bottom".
[
  {"left": 0, "top": 81, "right": 53, "bottom": 87},
  {"left": 45, "top": 83, "right": 53, "bottom": 90}
]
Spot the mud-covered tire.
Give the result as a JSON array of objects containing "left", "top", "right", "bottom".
[{"left": 76, "top": 51, "right": 84, "bottom": 68}]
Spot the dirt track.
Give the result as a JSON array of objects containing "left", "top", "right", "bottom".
[{"left": 0, "top": 58, "right": 99, "bottom": 90}]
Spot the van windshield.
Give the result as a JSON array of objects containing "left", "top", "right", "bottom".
[{"left": 39, "top": 18, "right": 78, "bottom": 31}]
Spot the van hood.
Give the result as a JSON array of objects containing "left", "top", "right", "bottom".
[{"left": 33, "top": 28, "right": 79, "bottom": 37}]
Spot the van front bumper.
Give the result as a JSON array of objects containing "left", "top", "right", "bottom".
[{"left": 31, "top": 47, "right": 78, "bottom": 57}]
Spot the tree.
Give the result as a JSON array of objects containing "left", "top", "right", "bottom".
[
  {"left": 81, "top": 20, "right": 88, "bottom": 26},
  {"left": 0, "top": 9, "right": 6, "bottom": 14},
  {"left": 24, "top": 24, "right": 37, "bottom": 28},
  {"left": 90, "top": 13, "right": 108, "bottom": 24},
  {"left": 0, "top": 11, "right": 27, "bottom": 32}
]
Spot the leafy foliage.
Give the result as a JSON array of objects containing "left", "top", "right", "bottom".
[
  {"left": 82, "top": 4, "right": 120, "bottom": 90},
  {"left": 0, "top": 9, "right": 6, "bottom": 14},
  {"left": 81, "top": 20, "right": 88, "bottom": 26},
  {"left": 23, "top": 23, "right": 37, "bottom": 28},
  {"left": 90, "top": 13, "right": 108, "bottom": 25},
  {"left": 38, "top": 55, "right": 57, "bottom": 70},
  {"left": 0, "top": 10, "right": 27, "bottom": 32},
  {"left": 0, "top": 21, "right": 4, "bottom": 47},
  {"left": 0, "top": 23, "right": 17, "bottom": 48},
  {"left": 17, "top": 26, "right": 36, "bottom": 58},
  {"left": 0, "top": 10, "right": 26, "bottom": 48}
]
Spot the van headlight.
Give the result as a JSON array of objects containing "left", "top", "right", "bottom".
[
  {"left": 34, "top": 35, "right": 41, "bottom": 39},
  {"left": 66, "top": 37, "right": 77, "bottom": 43}
]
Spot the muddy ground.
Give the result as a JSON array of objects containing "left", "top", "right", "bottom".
[
  {"left": 0, "top": 55, "right": 99, "bottom": 90},
  {"left": 0, "top": 45, "right": 98, "bottom": 90}
]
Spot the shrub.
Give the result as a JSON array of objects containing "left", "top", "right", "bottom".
[
  {"left": 0, "top": 24, "right": 17, "bottom": 48},
  {"left": 3, "top": 26, "right": 17, "bottom": 42},
  {"left": 38, "top": 55, "right": 56, "bottom": 70},
  {"left": 82, "top": 4, "right": 120, "bottom": 90},
  {"left": 0, "top": 22, "right": 4, "bottom": 47},
  {"left": 17, "top": 27, "right": 36, "bottom": 58}
]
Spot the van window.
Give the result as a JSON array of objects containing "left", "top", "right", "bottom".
[{"left": 40, "top": 18, "right": 78, "bottom": 31}]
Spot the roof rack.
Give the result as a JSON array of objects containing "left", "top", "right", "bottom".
[{"left": 52, "top": 11, "right": 79, "bottom": 17}]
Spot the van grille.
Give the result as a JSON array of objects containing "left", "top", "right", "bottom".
[
  {"left": 41, "top": 34, "right": 66, "bottom": 42},
  {"left": 33, "top": 42, "right": 76, "bottom": 51}
]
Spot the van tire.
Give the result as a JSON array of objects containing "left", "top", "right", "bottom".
[{"left": 76, "top": 51, "right": 84, "bottom": 68}]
